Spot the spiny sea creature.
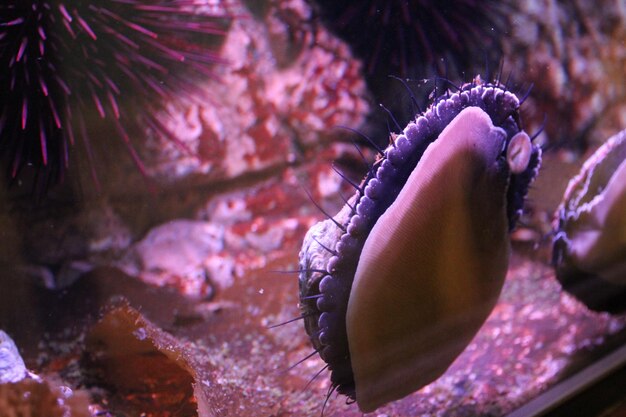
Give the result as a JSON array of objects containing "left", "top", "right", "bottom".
[
  {"left": 310, "top": 0, "right": 508, "bottom": 79},
  {"left": 0, "top": 0, "right": 230, "bottom": 191},
  {"left": 552, "top": 129, "right": 626, "bottom": 313},
  {"left": 297, "top": 76, "right": 541, "bottom": 412}
]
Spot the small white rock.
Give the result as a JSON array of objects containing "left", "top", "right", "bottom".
[{"left": 0, "top": 330, "right": 27, "bottom": 383}]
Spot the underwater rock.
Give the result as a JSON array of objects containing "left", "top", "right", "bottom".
[
  {"left": 0, "top": 378, "right": 91, "bottom": 417},
  {"left": 507, "top": 0, "right": 626, "bottom": 150},
  {"left": 117, "top": 219, "right": 223, "bottom": 297},
  {"left": 553, "top": 129, "right": 626, "bottom": 313},
  {"left": 83, "top": 303, "right": 202, "bottom": 417},
  {"left": 137, "top": 0, "right": 369, "bottom": 190},
  {"left": 1, "top": 0, "right": 370, "bottom": 305},
  {"left": 0, "top": 331, "right": 26, "bottom": 384},
  {"left": 0, "top": 331, "right": 90, "bottom": 416},
  {"left": 5, "top": 0, "right": 369, "bottom": 198},
  {"left": 18, "top": 204, "right": 131, "bottom": 289}
]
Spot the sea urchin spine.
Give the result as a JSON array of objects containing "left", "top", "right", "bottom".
[
  {"left": 310, "top": 0, "right": 509, "bottom": 78},
  {"left": 0, "top": 0, "right": 231, "bottom": 191}
]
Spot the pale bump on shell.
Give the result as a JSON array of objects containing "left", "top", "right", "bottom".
[
  {"left": 507, "top": 131, "right": 533, "bottom": 174},
  {"left": 553, "top": 129, "right": 626, "bottom": 313},
  {"left": 298, "top": 78, "right": 542, "bottom": 411},
  {"left": 347, "top": 107, "right": 511, "bottom": 412}
]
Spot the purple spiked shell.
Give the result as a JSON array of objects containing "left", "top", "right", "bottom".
[{"left": 298, "top": 77, "right": 541, "bottom": 409}]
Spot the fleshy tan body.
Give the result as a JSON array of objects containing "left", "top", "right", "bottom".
[{"left": 347, "top": 107, "right": 511, "bottom": 412}]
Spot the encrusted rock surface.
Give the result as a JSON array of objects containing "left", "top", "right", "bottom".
[
  {"left": 505, "top": 0, "right": 626, "bottom": 151},
  {"left": 85, "top": 0, "right": 370, "bottom": 195}
]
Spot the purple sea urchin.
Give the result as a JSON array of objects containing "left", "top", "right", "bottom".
[
  {"left": 0, "top": 0, "right": 230, "bottom": 191},
  {"left": 310, "top": 0, "right": 509, "bottom": 80},
  {"left": 298, "top": 77, "right": 541, "bottom": 412}
]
